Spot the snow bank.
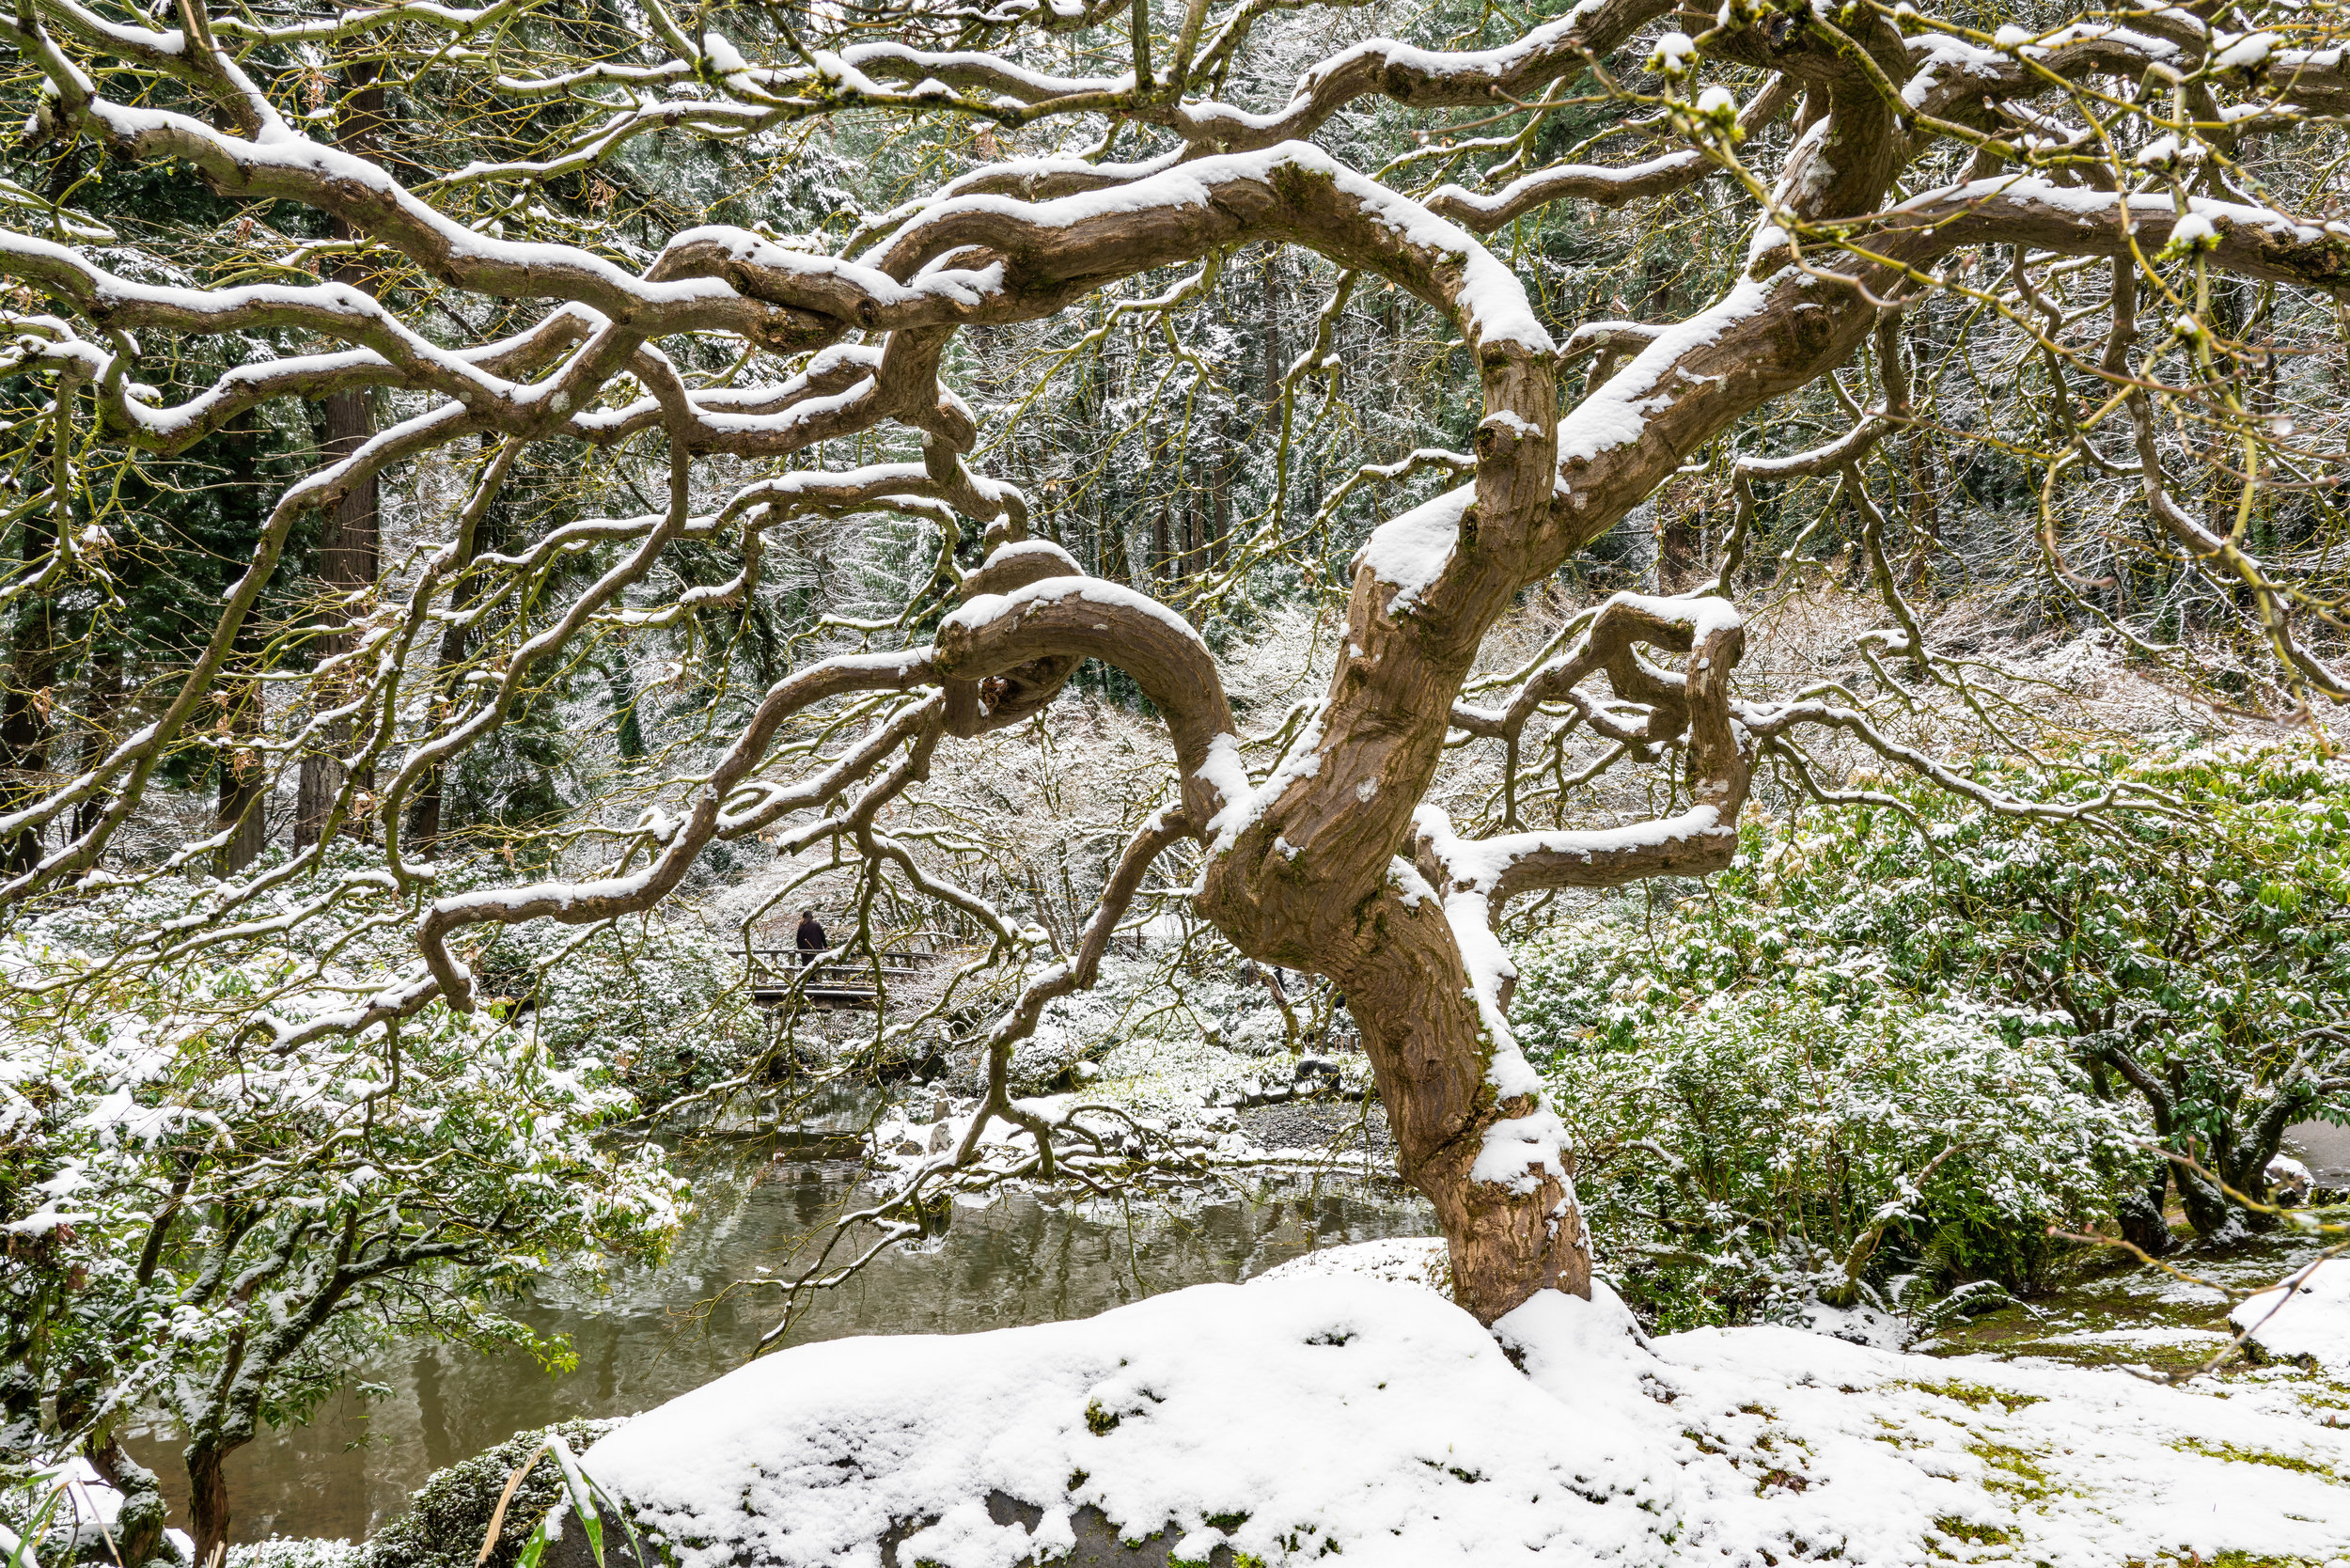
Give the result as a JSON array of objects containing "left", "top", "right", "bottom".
[
  {"left": 2232, "top": 1255, "right": 2350, "bottom": 1368},
  {"left": 1255, "top": 1235, "right": 1450, "bottom": 1293},
  {"left": 586, "top": 1271, "right": 2350, "bottom": 1567}
]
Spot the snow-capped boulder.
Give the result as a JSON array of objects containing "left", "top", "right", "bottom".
[{"left": 582, "top": 1274, "right": 2350, "bottom": 1567}]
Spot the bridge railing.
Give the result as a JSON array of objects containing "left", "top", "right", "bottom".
[{"left": 744, "top": 944, "right": 954, "bottom": 1003}]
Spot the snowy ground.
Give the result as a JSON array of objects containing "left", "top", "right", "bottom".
[
  {"left": 1919, "top": 1216, "right": 2350, "bottom": 1379},
  {"left": 861, "top": 1060, "right": 1392, "bottom": 1186},
  {"left": 584, "top": 1239, "right": 2350, "bottom": 1568},
  {"left": 2233, "top": 1250, "right": 2350, "bottom": 1371}
]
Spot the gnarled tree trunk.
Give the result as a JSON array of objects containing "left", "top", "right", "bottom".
[{"left": 186, "top": 1436, "right": 232, "bottom": 1564}]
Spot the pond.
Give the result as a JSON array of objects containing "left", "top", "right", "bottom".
[{"left": 132, "top": 1100, "right": 1434, "bottom": 1543}]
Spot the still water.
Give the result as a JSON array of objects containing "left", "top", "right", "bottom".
[{"left": 135, "top": 1126, "right": 1434, "bottom": 1543}]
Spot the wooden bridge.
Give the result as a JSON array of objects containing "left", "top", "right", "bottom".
[{"left": 748, "top": 943, "right": 950, "bottom": 1011}]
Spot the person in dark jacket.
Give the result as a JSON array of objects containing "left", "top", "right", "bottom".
[{"left": 794, "top": 910, "right": 829, "bottom": 966}]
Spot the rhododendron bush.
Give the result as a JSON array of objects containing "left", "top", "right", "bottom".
[{"left": 1514, "top": 737, "right": 2350, "bottom": 1324}]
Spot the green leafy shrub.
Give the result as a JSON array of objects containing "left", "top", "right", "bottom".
[
  {"left": 1515, "top": 955, "right": 2132, "bottom": 1327},
  {"left": 478, "top": 905, "right": 762, "bottom": 1109},
  {"left": 1774, "top": 738, "right": 2350, "bottom": 1239},
  {"left": 1515, "top": 734, "right": 2350, "bottom": 1324},
  {"left": 0, "top": 937, "right": 687, "bottom": 1551}
]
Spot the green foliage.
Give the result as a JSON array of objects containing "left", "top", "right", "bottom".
[
  {"left": 1515, "top": 961, "right": 2131, "bottom": 1326},
  {"left": 453, "top": 885, "right": 762, "bottom": 1107},
  {"left": 0, "top": 932, "right": 687, "bottom": 1508},
  {"left": 1515, "top": 734, "right": 2350, "bottom": 1324},
  {"left": 1769, "top": 737, "right": 2350, "bottom": 1231}
]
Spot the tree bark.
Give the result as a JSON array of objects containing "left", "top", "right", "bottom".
[
  {"left": 1260, "top": 245, "right": 1285, "bottom": 410},
  {"left": 213, "top": 672, "right": 265, "bottom": 876},
  {"left": 2173, "top": 1150, "right": 2236, "bottom": 1237},
  {"left": 187, "top": 1436, "right": 231, "bottom": 1563},
  {"left": 1181, "top": 333, "right": 1588, "bottom": 1322},
  {"left": 291, "top": 387, "right": 378, "bottom": 848},
  {"left": 87, "top": 1438, "right": 174, "bottom": 1568},
  {"left": 2116, "top": 1171, "right": 2178, "bottom": 1258},
  {"left": 1337, "top": 903, "right": 1590, "bottom": 1309},
  {"left": 70, "top": 638, "right": 120, "bottom": 840},
  {"left": 1, "top": 505, "right": 56, "bottom": 874},
  {"left": 405, "top": 484, "right": 484, "bottom": 851},
  {"left": 1656, "top": 497, "right": 1699, "bottom": 590},
  {"left": 1185, "top": 481, "right": 1206, "bottom": 579},
  {"left": 1211, "top": 421, "right": 1232, "bottom": 572},
  {"left": 294, "top": 65, "right": 386, "bottom": 851}
]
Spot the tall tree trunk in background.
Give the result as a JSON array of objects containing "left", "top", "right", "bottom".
[
  {"left": 0, "top": 504, "right": 56, "bottom": 874},
  {"left": 1260, "top": 248, "right": 1284, "bottom": 538},
  {"left": 1152, "top": 502, "right": 1171, "bottom": 587},
  {"left": 213, "top": 671, "right": 264, "bottom": 875},
  {"left": 204, "top": 411, "right": 274, "bottom": 876},
  {"left": 70, "top": 636, "right": 119, "bottom": 839},
  {"left": 1260, "top": 245, "right": 1285, "bottom": 409},
  {"left": 1902, "top": 431, "right": 1940, "bottom": 584},
  {"left": 1212, "top": 420, "right": 1233, "bottom": 576},
  {"left": 407, "top": 439, "right": 493, "bottom": 852},
  {"left": 1209, "top": 470, "right": 1230, "bottom": 570},
  {"left": 1648, "top": 250, "right": 1701, "bottom": 593},
  {"left": 1637, "top": 249, "right": 1684, "bottom": 593},
  {"left": 1656, "top": 487, "right": 1699, "bottom": 591},
  {"left": 295, "top": 63, "right": 386, "bottom": 850},
  {"left": 1186, "top": 481, "right": 1206, "bottom": 580}
]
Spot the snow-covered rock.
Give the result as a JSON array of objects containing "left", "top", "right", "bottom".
[
  {"left": 1254, "top": 1236, "right": 1451, "bottom": 1294},
  {"left": 585, "top": 1275, "right": 2350, "bottom": 1568},
  {"left": 33, "top": 1461, "right": 196, "bottom": 1565},
  {"left": 2232, "top": 1255, "right": 2350, "bottom": 1368},
  {"left": 2266, "top": 1152, "right": 2313, "bottom": 1203},
  {"left": 1794, "top": 1297, "right": 1913, "bottom": 1350}
]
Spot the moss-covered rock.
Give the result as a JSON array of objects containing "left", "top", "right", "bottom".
[{"left": 362, "top": 1419, "right": 627, "bottom": 1568}]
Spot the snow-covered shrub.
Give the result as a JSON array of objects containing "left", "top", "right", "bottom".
[
  {"left": 1021, "top": 946, "right": 1365, "bottom": 1115},
  {"left": 1516, "top": 953, "right": 2133, "bottom": 1328},
  {"left": 1518, "top": 735, "right": 2350, "bottom": 1303},
  {"left": 230, "top": 1539, "right": 365, "bottom": 1568},
  {"left": 479, "top": 904, "right": 761, "bottom": 1107},
  {"left": 0, "top": 939, "right": 685, "bottom": 1542},
  {"left": 12, "top": 852, "right": 760, "bottom": 1116},
  {"left": 361, "top": 1419, "right": 627, "bottom": 1568}
]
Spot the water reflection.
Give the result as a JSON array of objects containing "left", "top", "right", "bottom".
[{"left": 135, "top": 1141, "right": 1433, "bottom": 1543}]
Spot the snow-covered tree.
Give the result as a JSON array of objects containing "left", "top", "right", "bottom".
[
  {"left": 0, "top": 0, "right": 2346, "bottom": 1340},
  {"left": 0, "top": 937, "right": 685, "bottom": 1559}
]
